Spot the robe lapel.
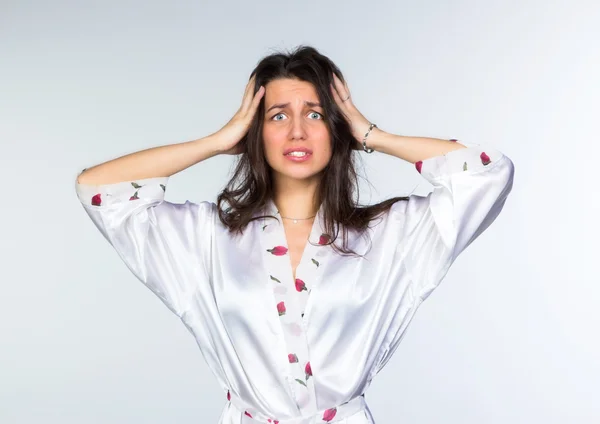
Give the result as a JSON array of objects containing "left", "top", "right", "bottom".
[{"left": 257, "top": 198, "right": 329, "bottom": 416}]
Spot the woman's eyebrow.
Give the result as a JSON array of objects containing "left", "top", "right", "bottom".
[{"left": 266, "top": 101, "right": 322, "bottom": 113}]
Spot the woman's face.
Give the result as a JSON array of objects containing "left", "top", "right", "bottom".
[{"left": 262, "top": 78, "right": 332, "bottom": 186}]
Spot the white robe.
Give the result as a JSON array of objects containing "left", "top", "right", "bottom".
[{"left": 75, "top": 141, "right": 515, "bottom": 423}]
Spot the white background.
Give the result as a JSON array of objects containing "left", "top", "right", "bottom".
[{"left": 1, "top": 0, "right": 598, "bottom": 423}]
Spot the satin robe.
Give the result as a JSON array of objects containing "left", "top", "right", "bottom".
[{"left": 74, "top": 141, "right": 515, "bottom": 423}]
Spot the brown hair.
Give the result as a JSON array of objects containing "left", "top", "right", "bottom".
[{"left": 216, "top": 45, "right": 409, "bottom": 258}]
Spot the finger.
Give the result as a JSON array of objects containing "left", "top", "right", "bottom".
[
  {"left": 239, "top": 85, "right": 264, "bottom": 122},
  {"left": 332, "top": 73, "right": 348, "bottom": 99},
  {"left": 241, "top": 75, "right": 258, "bottom": 112},
  {"left": 341, "top": 76, "right": 350, "bottom": 93},
  {"left": 244, "top": 74, "right": 255, "bottom": 96},
  {"left": 335, "top": 72, "right": 349, "bottom": 92},
  {"left": 251, "top": 85, "right": 265, "bottom": 110},
  {"left": 331, "top": 74, "right": 341, "bottom": 97},
  {"left": 330, "top": 82, "right": 352, "bottom": 124},
  {"left": 330, "top": 82, "right": 344, "bottom": 108}
]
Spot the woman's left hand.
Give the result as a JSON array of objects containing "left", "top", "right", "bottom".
[{"left": 330, "top": 72, "right": 375, "bottom": 150}]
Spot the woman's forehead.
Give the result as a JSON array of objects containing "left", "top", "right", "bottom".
[{"left": 265, "top": 78, "right": 318, "bottom": 98}]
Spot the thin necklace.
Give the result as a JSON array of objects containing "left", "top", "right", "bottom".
[{"left": 278, "top": 212, "right": 316, "bottom": 224}]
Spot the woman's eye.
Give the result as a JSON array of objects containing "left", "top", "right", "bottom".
[{"left": 272, "top": 112, "right": 323, "bottom": 121}]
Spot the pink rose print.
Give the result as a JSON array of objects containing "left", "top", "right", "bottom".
[
  {"left": 480, "top": 152, "right": 491, "bottom": 165},
  {"left": 268, "top": 246, "right": 288, "bottom": 256},
  {"left": 129, "top": 182, "right": 142, "bottom": 200},
  {"left": 318, "top": 234, "right": 330, "bottom": 245},
  {"left": 245, "top": 411, "right": 252, "bottom": 417},
  {"left": 227, "top": 390, "right": 230, "bottom": 401},
  {"left": 295, "top": 278, "right": 307, "bottom": 292},
  {"left": 415, "top": 160, "right": 423, "bottom": 174},
  {"left": 91, "top": 193, "right": 102, "bottom": 206},
  {"left": 267, "top": 420, "right": 279, "bottom": 424},
  {"left": 322, "top": 407, "right": 337, "bottom": 422},
  {"left": 305, "top": 362, "right": 312, "bottom": 380},
  {"left": 277, "top": 302, "right": 286, "bottom": 316},
  {"left": 288, "top": 353, "right": 298, "bottom": 363}
]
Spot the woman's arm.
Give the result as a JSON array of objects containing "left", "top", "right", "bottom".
[
  {"left": 387, "top": 135, "right": 515, "bottom": 302},
  {"left": 367, "top": 128, "right": 467, "bottom": 164},
  {"left": 74, "top": 133, "right": 227, "bottom": 317},
  {"left": 76, "top": 133, "right": 225, "bottom": 185}
]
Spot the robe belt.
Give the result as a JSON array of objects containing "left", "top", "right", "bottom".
[{"left": 227, "top": 393, "right": 367, "bottom": 423}]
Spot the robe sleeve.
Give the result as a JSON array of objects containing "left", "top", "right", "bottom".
[
  {"left": 392, "top": 140, "right": 515, "bottom": 301},
  {"left": 74, "top": 171, "right": 215, "bottom": 317}
]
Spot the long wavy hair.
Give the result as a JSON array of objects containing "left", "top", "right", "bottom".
[{"left": 216, "top": 45, "right": 409, "bottom": 258}]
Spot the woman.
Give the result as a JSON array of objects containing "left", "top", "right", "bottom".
[{"left": 75, "top": 45, "right": 515, "bottom": 423}]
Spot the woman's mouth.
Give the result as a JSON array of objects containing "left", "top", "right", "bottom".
[{"left": 284, "top": 151, "right": 312, "bottom": 162}]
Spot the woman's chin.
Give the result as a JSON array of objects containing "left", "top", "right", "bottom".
[{"left": 274, "top": 169, "right": 322, "bottom": 183}]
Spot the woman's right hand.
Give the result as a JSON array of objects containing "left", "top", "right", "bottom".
[{"left": 214, "top": 74, "right": 265, "bottom": 155}]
